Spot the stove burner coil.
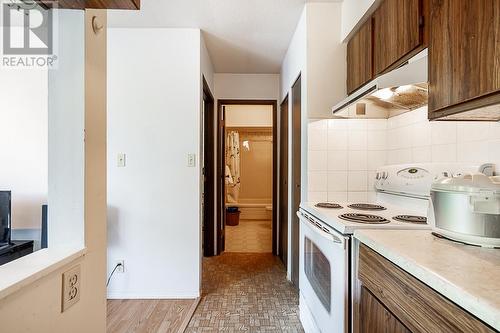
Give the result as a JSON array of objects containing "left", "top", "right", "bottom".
[
  {"left": 338, "top": 213, "right": 390, "bottom": 224},
  {"left": 393, "top": 215, "right": 427, "bottom": 224},
  {"left": 348, "top": 203, "right": 387, "bottom": 211},
  {"left": 315, "top": 203, "right": 343, "bottom": 209}
]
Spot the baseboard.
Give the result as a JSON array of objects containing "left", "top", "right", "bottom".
[{"left": 107, "top": 292, "right": 200, "bottom": 299}]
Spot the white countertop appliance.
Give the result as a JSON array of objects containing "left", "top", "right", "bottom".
[
  {"left": 430, "top": 172, "right": 500, "bottom": 248},
  {"left": 297, "top": 163, "right": 493, "bottom": 333}
]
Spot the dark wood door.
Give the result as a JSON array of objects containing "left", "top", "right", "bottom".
[
  {"left": 360, "top": 287, "right": 411, "bottom": 333},
  {"left": 291, "top": 76, "right": 301, "bottom": 287},
  {"left": 347, "top": 19, "right": 374, "bottom": 94},
  {"left": 428, "top": 0, "right": 500, "bottom": 119},
  {"left": 202, "top": 80, "right": 215, "bottom": 257},
  {"left": 279, "top": 96, "right": 289, "bottom": 266},
  {"left": 373, "top": 0, "right": 423, "bottom": 75}
]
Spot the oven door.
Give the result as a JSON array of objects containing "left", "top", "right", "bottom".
[{"left": 298, "top": 211, "right": 349, "bottom": 333}]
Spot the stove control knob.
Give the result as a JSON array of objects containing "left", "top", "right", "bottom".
[
  {"left": 376, "top": 172, "right": 381, "bottom": 180},
  {"left": 382, "top": 172, "right": 388, "bottom": 179}
]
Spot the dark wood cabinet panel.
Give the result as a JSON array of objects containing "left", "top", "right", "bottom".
[
  {"left": 360, "top": 287, "right": 410, "bottom": 333},
  {"left": 357, "top": 244, "right": 496, "bottom": 333},
  {"left": 373, "top": 0, "right": 423, "bottom": 75},
  {"left": 37, "top": 0, "right": 140, "bottom": 10},
  {"left": 347, "top": 19, "right": 373, "bottom": 94},
  {"left": 428, "top": 0, "right": 500, "bottom": 120}
]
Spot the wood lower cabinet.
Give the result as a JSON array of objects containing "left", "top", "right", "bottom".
[
  {"left": 357, "top": 244, "right": 496, "bottom": 333},
  {"left": 360, "top": 287, "right": 410, "bottom": 333},
  {"left": 373, "top": 0, "right": 424, "bottom": 75},
  {"left": 428, "top": 0, "right": 500, "bottom": 120},
  {"left": 347, "top": 19, "right": 374, "bottom": 94}
]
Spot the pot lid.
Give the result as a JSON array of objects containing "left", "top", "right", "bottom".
[{"left": 432, "top": 173, "right": 500, "bottom": 193}]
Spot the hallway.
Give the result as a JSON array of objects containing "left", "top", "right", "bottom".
[{"left": 186, "top": 253, "right": 303, "bottom": 332}]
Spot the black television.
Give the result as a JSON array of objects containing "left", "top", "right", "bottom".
[{"left": 0, "top": 191, "right": 11, "bottom": 247}]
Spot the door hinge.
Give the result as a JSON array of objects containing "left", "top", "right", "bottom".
[{"left": 419, "top": 15, "right": 424, "bottom": 27}]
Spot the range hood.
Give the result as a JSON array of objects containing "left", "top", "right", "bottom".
[{"left": 332, "top": 50, "right": 428, "bottom": 119}]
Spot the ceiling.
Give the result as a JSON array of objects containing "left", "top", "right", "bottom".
[{"left": 108, "top": 0, "right": 341, "bottom": 74}]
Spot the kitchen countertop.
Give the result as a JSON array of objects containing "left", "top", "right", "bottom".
[{"left": 354, "top": 229, "right": 500, "bottom": 331}]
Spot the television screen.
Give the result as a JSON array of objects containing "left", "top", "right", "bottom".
[{"left": 0, "top": 191, "right": 11, "bottom": 246}]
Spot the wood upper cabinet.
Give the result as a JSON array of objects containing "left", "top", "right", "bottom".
[
  {"left": 373, "top": 0, "right": 423, "bottom": 75},
  {"left": 357, "top": 245, "right": 496, "bottom": 333},
  {"left": 347, "top": 19, "right": 373, "bottom": 94},
  {"left": 37, "top": 0, "right": 140, "bottom": 10},
  {"left": 428, "top": 0, "right": 500, "bottom": 120}
]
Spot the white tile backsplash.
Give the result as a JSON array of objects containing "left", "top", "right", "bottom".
[
  {"left": 307, "top": 107, "right": 500, "bottom": 202},
  {"left": 348, "top": 171, "right": 368, "bottom": 191},
  {"left": 308, "top": 150, "right": 327, "bottom": 171},
  {"left": 327, "top": 129, "right": 348, "bottom": 150},
  {"left": 348, "top": 130, "right": 367, "bottom": 150},
  {"left": 431, "top": 144, "right": 457, "bottom": 162},
  {"left": 327, "top": 150, "right": 348, "bottom": 171},
  {"left": 367, "top": 131, "right": 387, "bottom": 150},
  {"left": 327, "top": 171, "right": 348, "bottom": 192},
  {"left": 308, "top": 119, "right": 327, "bottom": 151},
  {"left": 348, "top": 150, "right": 368, "bottom": 170},
  {"left": 431, "top": 122, "right": 457, "bottom": 145},
  {"left": 308, "top": 171, "right": 328, "bottom": 192}
]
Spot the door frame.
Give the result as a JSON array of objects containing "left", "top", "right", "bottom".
[
  {"left": 278, "top": 95, "right": 289, "bottom": 266},
  {"left": 291, "top": 75, "right": 302, "bottom": 287},
  {"left": 216, "top": 99, "right": 278, "bottom": 255},
  {"left": 202, "top": 77, "right": 215, "bottom": 257}
]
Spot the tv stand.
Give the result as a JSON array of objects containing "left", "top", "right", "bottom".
[{"left": 0, "top": 240, "right": 34, "bottom": 266}]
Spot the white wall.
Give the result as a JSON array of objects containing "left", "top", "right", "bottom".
[
  {"left": 341, "top": 0, "right": 380, "bottom": 41},
  {"left": 306, "top": 2, "right": 346, "bottom": 119},
  {"left": 214, "top": 73, "right": 280, "bottom": 101},
  {"left": 225, "top": 105, "right": 273, "bottom": 127},
  {"left": 107, "top": 28, "right": 204, "bottom": 298},
  {"left": 48, "top": 10, "right": 85, "bottom": 248},
  {"left": 0, "top": 68, "right": 48, "bottom": 232},
  {"left": 308, "top": 106, "right": 500, "bottom": 202}
]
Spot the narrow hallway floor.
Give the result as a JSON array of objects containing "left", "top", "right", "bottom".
[
  {"left": 225, "top": 220, "right": 272, "bottom": 253},
  {"left": 186, "top": 253, "right": 304, "bottom": 332}
]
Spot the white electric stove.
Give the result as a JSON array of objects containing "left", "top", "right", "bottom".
[{"left": 297, "top": 163, "right": 493, "bottom": 333}]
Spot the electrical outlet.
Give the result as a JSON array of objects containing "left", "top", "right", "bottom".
[
  {"left": 62, "top": 265, "right": 81, "bottom": 312},
  {"left": 116, "top": 260, "right": 125, "bottom": 273}
]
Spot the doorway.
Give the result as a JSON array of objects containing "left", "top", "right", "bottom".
[
  {"left": 216, "top": 100, "right": 278, "bottom": 255},
  {"left": 202, "top": 77, "right": 215, "bottom": 257},
  {"left": 279, "top": 95, "right": 289, "bottom": 266},
  {"left": 291, "top": 75, "right": 301, "bottom": 287}
]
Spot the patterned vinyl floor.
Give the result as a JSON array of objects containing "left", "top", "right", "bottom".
[
  {"left": 225, "top": 220, "right": 272, "bottom": 253},
  {"left": 186, "top": 253, "right": 304, "bottom": 332}
]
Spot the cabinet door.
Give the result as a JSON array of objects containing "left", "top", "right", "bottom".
[
  {"left": 428, "top": 0, "right": 500, "bottom": 119},
  {"left": 373, "top": 0, "right": 422, "bottom": 75},
  {"left": 347, "top": 19, "right": 373, "bottom": 94},
  {"left": 360, "top": 287, "right": 411, "bottom": 333}
]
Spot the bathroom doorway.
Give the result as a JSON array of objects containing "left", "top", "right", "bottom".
[{"left": 216, "top": 100, "right": 278, "bottom": 254}]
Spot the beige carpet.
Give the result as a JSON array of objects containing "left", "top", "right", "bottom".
[
  {"left": 225, "top": 220, "right": 272, "bottom": 253},
  {"left": 186, "top": 253, "right": 304, "bottom": 332}
]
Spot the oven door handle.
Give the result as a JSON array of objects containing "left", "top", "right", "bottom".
[{"left": 298, "top": 211, "right": 343, "bottom": 244}]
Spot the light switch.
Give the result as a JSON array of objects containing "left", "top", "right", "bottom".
[
  {"left": 188, "top": 153, "right": 196, "bottom": 167},
  {"left": 117, "top": 153, "right": 126, "bottom": 167}
]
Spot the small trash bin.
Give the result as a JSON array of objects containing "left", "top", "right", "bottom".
[{"left": 226, "top": 207, "right": 240, "bottom": 226}]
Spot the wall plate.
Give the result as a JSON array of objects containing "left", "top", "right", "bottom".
[{"left": 62, "top": 265, "right": 81, "bottom": 312}]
